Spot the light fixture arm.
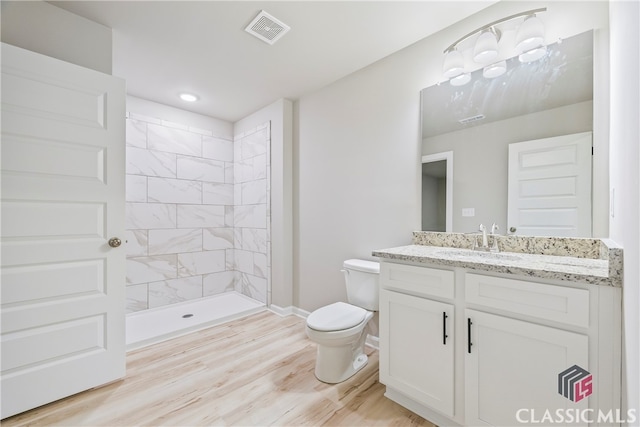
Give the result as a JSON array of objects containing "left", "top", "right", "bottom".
[{"left": 443, "top": 7, "right": 547, "bottom": 53}]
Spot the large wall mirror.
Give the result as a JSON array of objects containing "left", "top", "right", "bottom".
[{"left": 420, "top": 30, "right": 603, "bottom": 237}]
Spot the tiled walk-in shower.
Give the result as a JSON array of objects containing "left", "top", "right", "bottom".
[{"left": 123, "top": 112, "right": 271, "bottom": 346}]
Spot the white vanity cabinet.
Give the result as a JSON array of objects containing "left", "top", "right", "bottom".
[
  {"left": 378, "top": 261, "right": 621, "bottom": 427},
  {"left": 380, "top": 290, "right": 454, "bottom": 416},
  {"left": 465, "top": 310, "right": 589, "bottom": 426},
  {"left": 379, "top": 263, "right": 456, "bottom": 417}
]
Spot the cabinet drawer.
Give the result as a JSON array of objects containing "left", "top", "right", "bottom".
[
  {"left": 381, "top": 262, "right": 454, "bottom": 299},
  {"left": 466, "top": 273, "right": 589, "bottom": 327}
]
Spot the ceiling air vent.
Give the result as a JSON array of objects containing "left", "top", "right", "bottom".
[
  {"left": 458, "top": 114, "right": 486, "bottom": 125},
  {"left": 245, "top": 10, "right": 290, "bottom": 45}
]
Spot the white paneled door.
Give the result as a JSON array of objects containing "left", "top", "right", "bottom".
[
  {"left": 1, "top": 43, "right": 126, "bottom": 419},
  {"left": 507, "top": 132, "right": 593, "bottom": 237}
]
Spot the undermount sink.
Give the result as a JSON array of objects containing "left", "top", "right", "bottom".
[{"left": 436, "top": 249, "right": 523, "bottom": 262}]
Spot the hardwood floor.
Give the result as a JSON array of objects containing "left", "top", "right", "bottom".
[{"left": 3, "top": 311, "right": 435, "bottom": 426}]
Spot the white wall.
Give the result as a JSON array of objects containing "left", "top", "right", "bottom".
[
  {"left": 0, "top": 0, "right": 112, "bottom": 74},
  {"left": 294, "top": 1, "right": 609, "bottom": 313},
  {"left": 294, "top": 46, "right": 423, "bottom": 311},
  {"left": 609, "top": 0, "right": 640, "bottom": 420}
]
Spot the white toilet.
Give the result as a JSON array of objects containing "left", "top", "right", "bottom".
[{"left": 305, "top": 259, "right": 380, "bottom": 383}]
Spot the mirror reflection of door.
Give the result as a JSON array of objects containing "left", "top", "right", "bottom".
[
  {"left": 507, "top": 132, "right": 593, "bottom": 237},
  {"left": 422, "top": 152, "right": 453, "bottom": 232}
]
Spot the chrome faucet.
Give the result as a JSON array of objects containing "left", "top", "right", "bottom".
[
  {"left": 479, "top": 224, "right": 488, "bottom": 249},
  {"left": 490, "top": 223, "right": 500, "bottom": 253},
  {"left": 473, "top": 223, "right": 500, "bottom": 252}
]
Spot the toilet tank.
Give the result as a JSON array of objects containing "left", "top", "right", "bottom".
[{"left": 343, "top": 259, "right": 380, "bottom": 311}]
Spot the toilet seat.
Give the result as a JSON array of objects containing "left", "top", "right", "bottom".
[{"left": 307, "top": 302, "right": 367, "bottom": 331}]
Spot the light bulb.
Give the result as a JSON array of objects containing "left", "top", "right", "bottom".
[
  {"left": 483, "top": 61, "right": 507, "bottom": 78},
  {"left": 450, "top": 73, "right": 471, "bottom": 87},
  {"left": 180, "top": 93, "right": 198, "bottom": 102},
  {"left": 518, "top": 46, "right": 547, "bottom": 63}
]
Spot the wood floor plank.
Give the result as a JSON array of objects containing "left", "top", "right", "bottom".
[{"left": 2, "top": 312, "right": 436, "bottom": 426}]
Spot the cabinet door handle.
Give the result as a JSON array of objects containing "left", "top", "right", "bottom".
[
  {"left": 467, "top": 318, "right": 473, "bottom": 353},
  {"left": 442, "top": 312, "right": 448, "bottom": 345}
]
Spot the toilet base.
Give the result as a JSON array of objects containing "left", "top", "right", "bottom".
[{"left": 312, "top": 333, "right": 370, "bottom": 384}]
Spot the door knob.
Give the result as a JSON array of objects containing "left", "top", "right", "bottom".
[
  {"left": 509, "top": 227, "right": 517, "bottom": 233},
  {"left": 108, "top": 237, "right": 122, "bottom": 248}
]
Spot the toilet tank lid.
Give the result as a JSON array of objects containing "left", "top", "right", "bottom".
[{"left": 343, "top": 259, "right": 379, "bottom": 273}]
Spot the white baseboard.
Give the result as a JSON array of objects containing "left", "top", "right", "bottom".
[
  {"left": 268, "top": 304, "right": 309, "bottom": 319},
  {"left": 268, "top": 304, "right": 293, "bottom": 317},
  {"left": 366, "top": 334, "right": 379, "bottom": 350}
]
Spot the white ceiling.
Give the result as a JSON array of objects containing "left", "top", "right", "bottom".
[{"left": 50, "top": 1, "right": 496, "bottom": 122}]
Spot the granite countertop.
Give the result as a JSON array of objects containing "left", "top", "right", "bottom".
[{"left": 372, "top": 233, "right": 623, "bottom": 287}]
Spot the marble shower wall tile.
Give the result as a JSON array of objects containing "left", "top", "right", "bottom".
[
  {"left": 241, "top": 179, "right": 267, "bottom": 205},
  {"left": 147, "top": 123, "right": 202, "bottom": 157},
  {"left": 177, "top": 156, "right": 225, "bottom": 183},
  {"left": 234, "top": 249, "right": 254, "bottom": 275},
  {"left": 253, "top": 153, "right": 267, "bottom": 180},
  {"left": 148, "top": 177, "right": 202, "bottom": 204},
  {"left": 203, "top": 271, "right": 236, "bottom": 296},
  {"left": 202, "top": 183, "right": 233, "bottom": 205},
  {"left": 233, "top": 123, "right": 271, "bottom": 303},
  {"left": 234, "top": 159, "right": 254, "bottom": 184},
  {"left": 238, "top": 273, "right": 267, "bottom": 304},
  {"left": 202, "top": 136, "right": 233, "bottom": 162},
  {"left": 126, "top": 202, "right": 176, "bottom": 230},
  {"left": 177, "top": 250, "right": 226, "bottom": 277},
  {"left": 148, "top": 276, "right": 203, "bottom": 308},
  {"left": 126, "top": 119, "right": 147, "bottom": 148},
  {"left": 224, "top": 163, "right": 234, "bottom": 184},
  {"left": 254, "top": 252, "right": 267, "bottom": 279},
  {"left": 241, "top": 228, "right": 267, "bottom": 253},
  {"left": 126, "top": 255, "right": 177, "bottom": 285},
  {"left": 126, "top": 283, "right": 148, "bottom": 313},
  {"left": 234, "top": 204, "right": 267, "bottom": 228},
  {"left": 203, "top": 228, "right": 234, "bottom": 250},
  {"left": 240, "top": 128, "right": 268, "bottom": 160},
  {"left": 124, "top": 230, "right": 148, "bottom": 257},
  {"left": 126, "top": 147, "right": 176, "bottom": 178},
  {"left": 126, "top": 175, "right": 147, "bottom": 202},
  {"left": 177, "top": 205, "right": 225, "bottom": 228},
  {"left": 148, "top": 228, "right": 202, "bottom": 255}
]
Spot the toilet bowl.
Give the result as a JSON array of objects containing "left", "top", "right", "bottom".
[{"left": 305, "top": 259, "right": 379, "bottom": 384}]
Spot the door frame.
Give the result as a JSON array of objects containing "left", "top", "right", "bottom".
[{"left": 421, "top": 151, "right": 453, "bottom": 232}]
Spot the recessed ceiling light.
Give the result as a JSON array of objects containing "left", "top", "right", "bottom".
[{"left": 180, "top": 93, "right": 198, "bottom": 102}]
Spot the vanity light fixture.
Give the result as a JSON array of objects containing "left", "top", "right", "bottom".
[
  {"left": 483, "top": 60, "right": 507, "bottom": 79},
  {"left": 442, "top": 8, "right": 547, "bottom": 86},
  {"left": 179, "top": 93, "right": 198, "bottom": 102}
]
